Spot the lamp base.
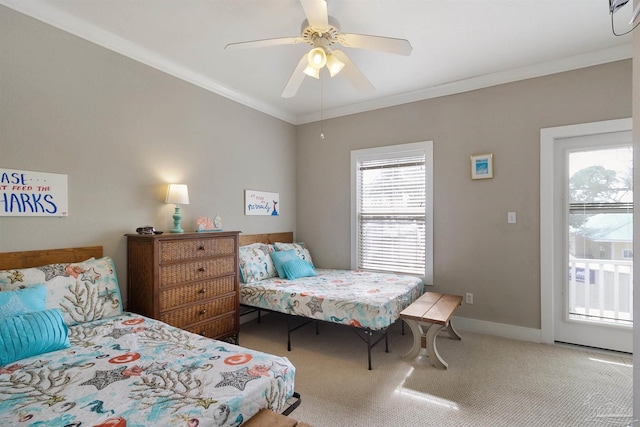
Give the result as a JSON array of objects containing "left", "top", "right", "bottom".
[{"left": 170, "top": 205, "right": 184, "bottom": 233}]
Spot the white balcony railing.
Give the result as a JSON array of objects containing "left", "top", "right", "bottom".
[{"left": 568, "top": 258, "right": 633, "bottom": 325}]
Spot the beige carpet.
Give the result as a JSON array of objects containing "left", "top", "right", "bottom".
[{"left": 239, "top": 313, "right": 633, "bottom": 427}]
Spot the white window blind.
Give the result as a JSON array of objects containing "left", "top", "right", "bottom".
[{"left": 357, "top": 153, "right": 426, "bottom": 275}]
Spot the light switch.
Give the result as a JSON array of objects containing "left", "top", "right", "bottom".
[{"left": 507, "top": 211, "right": 516, "bottom": 224}]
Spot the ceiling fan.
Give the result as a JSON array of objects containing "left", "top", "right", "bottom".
[{"left": 225, "top": 0, "right": 412, "bottom": 98}]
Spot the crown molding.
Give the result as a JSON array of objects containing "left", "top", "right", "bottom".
[{"left": 295, "top": 43, "right": 633, "bottom": 124}]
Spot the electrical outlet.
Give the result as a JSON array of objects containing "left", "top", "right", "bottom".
[{"left": 465, "top": 293, "right": 473, "bottom": 304}]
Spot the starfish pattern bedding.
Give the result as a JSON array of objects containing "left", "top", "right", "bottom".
[
  {"left": 0, "top": 313, "right": 295, "bottom": 427},
  {"left": 240, "top": 269, "right": 424, "bottom": 330}
]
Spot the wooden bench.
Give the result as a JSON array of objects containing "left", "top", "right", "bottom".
[{"left": 399, "top": 292, "right": 463, "bottom": 369}]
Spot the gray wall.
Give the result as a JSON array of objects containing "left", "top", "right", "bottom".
[
  {"left": 0, "top": 7, "right": 297, "bottom": 307},
  {"left": 296, "top": 60, "right": 632, "bottom": 330}
]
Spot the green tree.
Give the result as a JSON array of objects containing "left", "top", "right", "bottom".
[
  {"left": 569, "top": 165, "right": 630, "bottom": 230},
  {"left": 570, "top": 166, "right": 623, "bottom": 203}
]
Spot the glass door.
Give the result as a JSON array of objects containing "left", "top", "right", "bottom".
[{"left": 555, "top": 134, "right": 633, "bottom": 353}]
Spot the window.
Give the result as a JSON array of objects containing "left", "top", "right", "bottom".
[
  {"left": 568, "top": 146, "right": 633, "bottom": 262},
  {"left": 350, "top": 141, "right": 433, "bottom": 283}
]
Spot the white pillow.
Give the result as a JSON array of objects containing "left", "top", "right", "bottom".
[
  {"left": 238, "top": 243, "right": 277, "bottom": 283},
  {"left": 0, "top": 257, "right": 123, "bottom": 326}
]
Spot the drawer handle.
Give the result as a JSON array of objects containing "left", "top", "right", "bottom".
[
  {"left": 198, "top": 289, "right": 206, "bottom": 295},
  {"left": 199, "top": 309, "right": 207, "bottom": 315},
  {"left": 198, "top": 267, "right": 205, "bottom": 272},
  {"left": 198, "top": 246, "right": 205, "bottom": 251}
]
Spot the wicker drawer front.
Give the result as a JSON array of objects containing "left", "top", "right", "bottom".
[
  {"left": 160, "top": 294, "right": 236, "bottom": 328},
  {"left": 159, "top": 257, "right": 235, "bottom": 287},
  {"left": 160, "top": 237, "right": 235, "bottom": 262},
  {"left": 185, "top": 313, "right": 236, "bottom": 339},
  {"left": 127, "top": 232, "right": 240, "bottom": 340},
  {"left": 159, "top": 276, "right": 235, "bottom": 311}
]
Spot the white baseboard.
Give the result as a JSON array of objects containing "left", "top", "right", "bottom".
[{"left": 452, "top": 316, "right": 542, "bottom": 343}]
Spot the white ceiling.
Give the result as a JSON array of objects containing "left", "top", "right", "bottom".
[{"left": 1, "top": 0, "right": 634, "bottom": 124}]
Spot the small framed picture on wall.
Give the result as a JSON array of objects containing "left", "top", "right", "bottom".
[{"left": 470, "top": 153, "right": 494, "bottom": 180}]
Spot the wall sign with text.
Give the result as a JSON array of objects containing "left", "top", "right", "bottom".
[
  {"left": 245, "top": 190, "right": 279, "bottom": 216},
  {"left": 0, "top": 168, "right": 68, "bottom": 216}
]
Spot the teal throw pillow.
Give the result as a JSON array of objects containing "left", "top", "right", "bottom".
[
  {"left": 274, "top": 242, "right": 314, "bottom": 266},
  {"left": 281, "top": 259, "right": 316, "bottom": 280},
  {"left": 0, "top": 285, "right": 46, "bottom": 318},
  {"left": 270, "top": 250, "right": 300, "bottom": 278},
  {"left": 0, "top": 308, "right": 70, "bottom": 365}
]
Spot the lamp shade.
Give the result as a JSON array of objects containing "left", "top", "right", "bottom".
[
  {"left": 307, "top": 47, "right": 327, "bottom": 69},
  {"left": 165, "top": 184, "right": 189, "bottom": 205},
  {"left": 326, "top": 53, "right": 345, "bottom": 77},
  {"left": 303, "top": 64, "right": 320, "bottom": 79}
]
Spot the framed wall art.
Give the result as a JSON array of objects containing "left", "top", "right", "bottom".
[
  {"left": 0, "top": 168, "right": 68, "bottom": 216},
  {"left": 245, "top": 190, "right": 279, "bottom": 216},
  {"left": 470, "top": 153, "right": 493, "bottom": 180}
]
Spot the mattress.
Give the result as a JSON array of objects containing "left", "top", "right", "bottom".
[
  {"left": 240, "top": 269, "right": 424, "bottom": 330},
  {"left": 0, "top": 313, "right": 296, "bottom": 427}
]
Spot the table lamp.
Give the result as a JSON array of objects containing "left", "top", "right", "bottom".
[{"left": 165, "top": 184, "right": 189, "bottom": 233}]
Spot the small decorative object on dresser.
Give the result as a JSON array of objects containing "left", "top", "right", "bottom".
[
  {"left": 126, "top": 231, "right": 241, "bottom": 343},
  {"left": 196, "top": 215, "right": 222, "bottom": 232}
]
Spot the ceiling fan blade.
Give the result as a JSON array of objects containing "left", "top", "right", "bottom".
[
  {"left": 225, "top": 36, "right": 304, "bottom": 51},
  {"left": 338, "top": 33, "right": 412, "bottom": 56},
  {"left": 281, "top": 54, "right": 309, "bottom": 98},
  {"left": 300, "top": 0, "right": 329, "bottom": 29},
  {"left": 332, "top": 50, "right": 374, "bottom": 94}
]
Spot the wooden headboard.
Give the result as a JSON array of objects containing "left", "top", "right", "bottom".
[
  {"left": 0, "top": 246, "right": 104, "bottom": 270},
  {"left": 239, "top": 232, "right": 293, "bottom": 246}
]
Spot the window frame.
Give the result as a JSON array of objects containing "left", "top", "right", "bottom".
[{"left": 350, "top": 141, "right": 433, "bottom": 284}]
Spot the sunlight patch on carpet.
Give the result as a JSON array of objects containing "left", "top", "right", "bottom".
[
  {"left": 394, "top": 367, "right": 459, "bottom": 410},
  {"left": 588, "top": 357, "right": 633, "bottom": 368}
]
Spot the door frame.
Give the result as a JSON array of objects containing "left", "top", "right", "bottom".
[{"left": 540, "top": 118, "right": 632, "bottom": 345}]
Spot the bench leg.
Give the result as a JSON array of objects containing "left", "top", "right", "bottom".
[
  {"left": 425, "top": 323, "right": 448, "bottom": 369},
  {"left": 445, "top": 319, "right": 462, "bottom": 341},
  {"left": 402, "top": 319, "right": 423, "bottom": 360},
  {"left": 402, "top": 319, "right": 461, "bottom": 369}
]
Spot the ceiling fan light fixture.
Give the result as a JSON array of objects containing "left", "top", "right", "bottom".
[
  {"left": 326, "top": 53, "right": 345, "bottom": 77},
  {"left": 307, "top": 47, "right": 327, "bottom": 69},
  {"left": 303, "top": 64, "right": 320, "bottom": 79}
]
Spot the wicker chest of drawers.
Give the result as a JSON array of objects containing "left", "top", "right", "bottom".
[{"left": 126, "top": 231, "right": 240, "bottom": 342}]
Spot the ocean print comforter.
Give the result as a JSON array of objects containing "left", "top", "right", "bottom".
[
  {"left": 240, "top": 269, "right": 424, "bottom": 330},
  {"left": 0, "top": 313, "right": 295, "bottom": 427}
]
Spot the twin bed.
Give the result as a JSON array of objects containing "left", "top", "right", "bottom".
[
  {"left": 237, "top": 233, "right": 425, "bottom": 370},
  {"left": 0, "top": 246, "right": 296, "bottom": 427}
]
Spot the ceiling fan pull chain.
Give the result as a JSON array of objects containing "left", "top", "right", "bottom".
[{"left": 320, "top": 75, "right": 325, "bottom": 140}]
